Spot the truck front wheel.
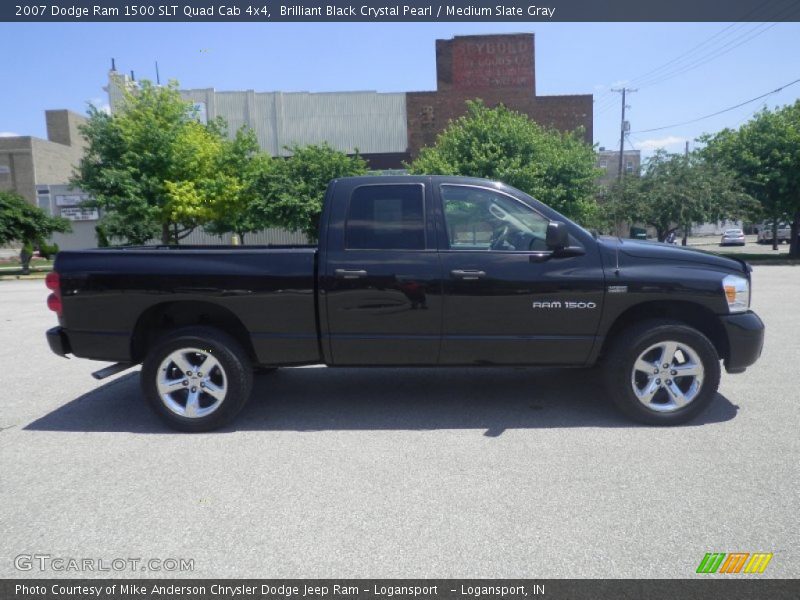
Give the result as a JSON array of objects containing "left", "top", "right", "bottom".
[
  {"left": 141, "top": 326, "right": 253, "bottom": 432},
  {"left": 604, "top": 319, "right": 721, "bottom": 425}
]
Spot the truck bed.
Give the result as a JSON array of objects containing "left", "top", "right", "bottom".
[{"left": 54, "top": 246, "right": 321, "bottom": 366}]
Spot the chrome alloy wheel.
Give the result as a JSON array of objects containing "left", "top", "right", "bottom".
[
  {"left": 156, "top": 347, "right": 227, "bottom": 418},
  {"left": 630, "top": 341, "right": 704, "bottom": 413}
]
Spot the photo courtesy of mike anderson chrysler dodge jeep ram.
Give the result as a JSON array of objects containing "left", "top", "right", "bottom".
[{"left": 45, "top": 176, "right": 765, "bottom": 431}]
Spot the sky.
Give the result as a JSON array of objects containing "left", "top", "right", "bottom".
[{"left": 1, "top": 21, "right": 799, "bottom": 158}]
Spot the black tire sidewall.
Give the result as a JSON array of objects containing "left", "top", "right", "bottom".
[
  {"left": 605, "top": 320, "right": 721, "bottom": 425},
  {"left": 141, "top": 327, "right": 253, "bottom": 432}
]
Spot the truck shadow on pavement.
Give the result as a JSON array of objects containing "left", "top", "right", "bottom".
[{"left": 25, "top": 366, "right": 739, "bottom": 435}]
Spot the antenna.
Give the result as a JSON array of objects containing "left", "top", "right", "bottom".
[
  {"left": 111, "top": 57, "right": 116, "bottom": 71},
  {"left": 130, "top": 70, "right": 135, "bottom": 82},
  {"left": 155, "top": 61, "right": 161, "bottom": 85}
]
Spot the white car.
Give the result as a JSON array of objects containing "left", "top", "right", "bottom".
[
  {"left": 757, "top": 222, "right": 791, "bottom": 244},
  {"left": 720, "top": 228, "right": 746, "bottom": 246}
]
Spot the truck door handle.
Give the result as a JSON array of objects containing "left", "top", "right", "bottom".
[
  {"left": 335, "top": 269, "right": 368, "bottom": 279},
  {"left": 451, "top": 269, "right": 486, "bottom": 280}
]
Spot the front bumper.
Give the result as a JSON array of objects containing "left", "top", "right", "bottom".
[
  {"left": 46, "top": 326, "right": 72, "bottom": 357},
  {"left": 720, "top": 311, "right": 764, "bottom": 373}
]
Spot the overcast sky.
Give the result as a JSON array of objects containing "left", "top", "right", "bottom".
[{"left": 1, "top": 21, "right": 798, "bottom": 157}]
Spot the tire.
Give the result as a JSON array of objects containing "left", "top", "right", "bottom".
[
  {"left": 141, "top": 326, "right": 253, "bottom": 432},
  {"left": 603, "top": 319, "right": 721, "bottom": 425}
]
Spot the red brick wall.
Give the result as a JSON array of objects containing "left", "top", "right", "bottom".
[
  {"left": 406, "top": 34, "right": 593, "bottom": 160},
  {"left": 406, "top": 90, "right": 593, "bottom": 158}
]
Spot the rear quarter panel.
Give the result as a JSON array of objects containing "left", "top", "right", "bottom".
[{"left": 55, "top": 248, "right": 320, "bottom": 365}]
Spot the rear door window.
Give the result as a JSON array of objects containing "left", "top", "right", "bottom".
[{"left": 345, "top": 184, "right": 426, "bottom": 250}]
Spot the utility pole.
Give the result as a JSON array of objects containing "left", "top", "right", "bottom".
[{"left": 611, "top": 88, "right": 636, "bottom": 181}]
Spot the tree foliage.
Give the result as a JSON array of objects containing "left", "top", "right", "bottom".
[
  {"left": 700, "top": 101, "right": 800, "bottom": 255},
  {"left": 407, "top": 100, "right": 599, "bottom": 225},
  {"left": 194, "top": 124, "right": 271, "bottom": 243},
  {"left": 251, "top": 143, "right": 367, "bottom": 241},
  {"left": 603, "top": 150, "right": 757, "bottom": 242},
  {"left": 0, "top": 191, "right": 71, "bottom": 272},
  {"left": 74, "top": 80, "right": 246, "bottom": 245},
  {"left": 0, "top": 191, "right": 71, "bottom": 245}
]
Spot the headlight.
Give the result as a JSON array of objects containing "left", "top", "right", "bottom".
[{"left": 722, "top": 274, "right": 750, "bottom": 313}]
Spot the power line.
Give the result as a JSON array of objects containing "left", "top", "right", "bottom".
[
  {"left": 631, "top": 22, "right": 782, "bottom": 90},
  {"left": 626, "top": 0, "right": 793, "bottom": 90},
  {"left": 595, "top": 20, "right": 784, "bottom": 116},
  {"left": 631, "top": 76, "right": 800, "bottom": 134},
  {"left": 593, "top": 0, "right": 792, "bottom": 114}
]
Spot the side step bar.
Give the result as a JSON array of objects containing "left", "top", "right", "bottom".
[{"left": 92, "top": 362, "right": 134, "bottom": 380}]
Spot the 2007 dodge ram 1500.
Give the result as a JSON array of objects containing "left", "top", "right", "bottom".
[{"left": 45, "top": 176, "right": 765, "bottom": 431}]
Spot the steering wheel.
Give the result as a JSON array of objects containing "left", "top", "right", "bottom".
[{"left": 490, "top": 225, "right": 510, "bottom": 250}]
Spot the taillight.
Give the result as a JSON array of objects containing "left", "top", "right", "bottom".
[{"left": 46, "top": 271, "right": 62, "bottom": 316}]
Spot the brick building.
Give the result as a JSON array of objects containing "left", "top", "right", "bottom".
[
  {"left": 596, "top": 147, "right": 641, "bottom": 186},
  {"left": 108, "top": 33, "right": 593, "bottom": 170},
  {"left": 407, "top": 34, "right": 592, "bottom": 157}
]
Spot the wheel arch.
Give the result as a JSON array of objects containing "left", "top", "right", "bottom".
[
  {"left": 598, "top": 300, "right": 729, "bottom": 364},
  {"left": 131, "top": 300, "right": 257, "bottom": 364}
]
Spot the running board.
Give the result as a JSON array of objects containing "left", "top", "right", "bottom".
[{"left": 92, "top": 362, "right": 134, "bottom": 380}]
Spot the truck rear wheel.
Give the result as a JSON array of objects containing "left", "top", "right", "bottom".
[
  {"left": 604, "top": 319, "right": 721, "bottom": 425},
  {"left": 141, "top": 326, "right": 253, "bottom": 432}
]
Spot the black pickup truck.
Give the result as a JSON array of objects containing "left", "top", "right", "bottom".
[{"left": 45, "top": 176, "right": 764, "bottom": 431}]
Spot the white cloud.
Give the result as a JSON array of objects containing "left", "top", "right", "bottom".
[
  {"left": 0, "top": 132, "right": 20, "bottom": 137},
  {"left": 88, "top": 97, "right": 111, "bottom": 114},
  {"left": 634, "top": 135, "right": 688, "bottom": 152}
]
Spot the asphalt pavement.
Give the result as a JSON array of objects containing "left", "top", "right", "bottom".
[{"left": 0, "top": 268, "right": 797, "bottom": 578}]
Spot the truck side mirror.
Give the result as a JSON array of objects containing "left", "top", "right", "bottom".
[{"left": 546, "top": 221, "right": 569, "bottom": 250}]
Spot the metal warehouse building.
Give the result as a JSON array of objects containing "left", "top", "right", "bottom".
[{"left": 107, "top": 33, "right": 592, "bottom": 171}]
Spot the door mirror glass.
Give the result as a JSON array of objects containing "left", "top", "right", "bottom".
[{"left": 546, "top": 221, "right": 570, "bottom": 250}]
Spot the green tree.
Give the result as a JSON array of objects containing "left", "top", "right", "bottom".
[
  {"left": 253, "top": 143, "right": 367, "bottom": 241},
  {"left": 203, "top": 126, "right": 273, "bottom": 244},
  {"left": 604, "top": 150, "right": 756, "bottom": 242},
  {"left": 407, "top": 100, "right": 599, "bottom": 224},
  {"left": 0, "top": 191, "right": 71, "bottom": 273},
  {"left": 74, "top": 80, "right": 243, "bottom": 245},
  {"left": 701, "top": 101, "right": 800, "bottom": 256}
]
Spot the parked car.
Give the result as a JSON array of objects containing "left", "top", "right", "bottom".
[
  {"left": 720, "top": 228, "right": 746, "bottom": 246},
  {"left": 757, "top": 222, "right": 791, "bottom": 244},
  {"left": 45, "top": 176, "right": 765, "bottom": 431}
]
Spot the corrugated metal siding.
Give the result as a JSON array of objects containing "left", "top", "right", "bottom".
[
  {"left": 179, "top": 226, "right": 310, "bottom": 246},
  {"left": 180, "top": 89, "right": 407, "bottom": 156}
]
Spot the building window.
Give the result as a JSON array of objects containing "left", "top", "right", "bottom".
[
  {"left": 626, "top": 161, "right": 635, "bottom": 174},
  {"left": 599, "top": 160, "right": 608, "bottom": 170}
]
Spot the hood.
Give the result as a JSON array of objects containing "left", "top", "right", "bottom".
[{"left": 599, "top": 237, "right": 748, "bottom": 273}]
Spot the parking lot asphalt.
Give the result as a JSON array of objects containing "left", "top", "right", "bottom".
[
  {"left": 1, "top": 268, "right": 798, "bottom": 579},
  {"left": 686, "top": 234, "right": 792, "bottom": 254}
]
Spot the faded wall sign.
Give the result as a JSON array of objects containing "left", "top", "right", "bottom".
[{"left": 451, "top": 37, "right": 534, "bottom": 89}]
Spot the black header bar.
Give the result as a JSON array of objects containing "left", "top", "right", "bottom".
[{"left": 3, "top": 0, "right": 800, "bottom": 22}]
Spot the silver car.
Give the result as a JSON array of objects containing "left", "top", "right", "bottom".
[
  {"left": 757, "top": 222, "right": 791, "bottom": 244},
  {"left": 720, "top": 228, "right": 746, "bottom": 246}
]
